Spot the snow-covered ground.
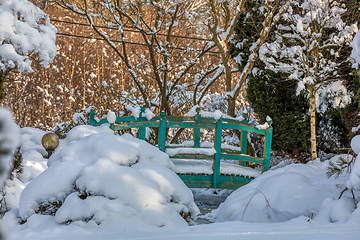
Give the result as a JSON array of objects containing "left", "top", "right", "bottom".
[{"left": 1, "top": 122, "right": 360, "bottom": 239}]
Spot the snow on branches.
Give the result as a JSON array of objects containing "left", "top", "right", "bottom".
[
  {"left": 352, "top": 30, "right": 360, "bottom": 68},
  {"left": 260, "top": 0, "right": 357, "bottom": 112},
  {"left": 0, "top": 0, "right": 57, "bottom": 73},
  {"left": 52, "top": 0, "right": 215, "bottom": 114},
  {"left": 259, "top": 0, "right": 358, "bottom": 160}
]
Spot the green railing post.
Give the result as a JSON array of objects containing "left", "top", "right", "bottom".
[
  {"left": 158, "top": 111, "right": 167, "bottom": 152},
  {"left": 139, "top": 106, "right": 146, "bottom": 140},
  {"left": 263, "top": 119, "right": 273, "bottom": 172},
  {"left": 213, "top": 117, "right": 223, "bottom": 188},
  {"left": 194, "top": 107, "right": 201, "bottom": 148},
  {"left": 89, "top": 111, "right": 97, "bottom": 126},
  {"left": 240, "top": 112, "right": 248, "bottom": 166}
]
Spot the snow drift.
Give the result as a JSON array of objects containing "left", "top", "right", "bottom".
[
  {"left": 210, "top": 156, "right": 360, "bottom": 224},
  {"left": 17, "top": 125, "right": 199, "bottom": 229}
]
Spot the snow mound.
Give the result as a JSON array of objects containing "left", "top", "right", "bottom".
[
  {"left": 352, "top": 30, "right": 360, "bottom": 67},
  {"left": 351, "top": 135, "right": 360, "bottom": 155},
  {"left": 347, "top": 135, "right": 360, "bottom": 190},
  {"left": 0, "top": 108, "right": 19, "bottom": 186},
  {"left": 209, "top": 162, "right": 330, "bottom": 223},
  {"left": 2, "top": 127, "right": 47, "bottom": 211},
  {"left": 315, "top": 197, "right": 356, "bottom": 223},
  {"left": 0, "top": 0, "right": 57, "bottom": 73},
  {"left": 18, "top": 126, "right": 198, "bottom": 229},
  {"left": 57, "top": 124, "right": 114, "bottom": 148}
]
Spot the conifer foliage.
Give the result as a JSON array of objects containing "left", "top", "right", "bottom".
[{"left": 259, "top": 0, "right": 358, "bottom": 160}]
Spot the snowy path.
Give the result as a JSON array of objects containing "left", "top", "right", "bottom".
[{"left": 7, "top": 219, "right": 360, "bottom": 240}]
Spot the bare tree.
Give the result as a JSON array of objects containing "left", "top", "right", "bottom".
[
  {"left": 193, "top": 0, "right": 288, "bottom": 117},
  {"left": 49, "top": 0, "right": 218, "bottom": 115}
]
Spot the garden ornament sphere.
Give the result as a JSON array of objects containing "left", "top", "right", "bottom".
[{"left": 41, "top": 133, "right": 59, "bottom": 158}]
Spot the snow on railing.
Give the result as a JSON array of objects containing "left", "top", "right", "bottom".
[{"left": 89, "top": 107, "right": 273, "bottom": 189}]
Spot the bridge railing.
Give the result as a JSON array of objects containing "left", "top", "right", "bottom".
[{"left": 89, "top": 107, "right": 273, "bottom": 189}]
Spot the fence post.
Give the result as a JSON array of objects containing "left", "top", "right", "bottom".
[
  {"left": 89, "top": 111, "right": 97, "bottom": 126},
  {"left": 213, "top": 117, "right": 223, "bottom": 188},
  {"left": 263, "top": 119, "right": 273, "bottom": 172},
  {"left": 194, "top": 107, "right": 201, "bottom": 148},
  {"left": 240, "top": 112, "right": 248, "bottom": 166},
  {"left": 139, "top": 106, "right": 146, "bottom": 140},
  {"left": 158, "top": 111, "right": 167, "bottom": 152}
]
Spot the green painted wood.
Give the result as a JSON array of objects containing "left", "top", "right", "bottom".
[
  {"left": 89, "top": 111, "right": 97, "bottom": 126},
  {"left": 220, "top": 154, "right": 264, "bottom": 165},
  {"left": 165, "top": 116, "right": 194, "bottom": 122},
  {"left": 194, "top": 108, "right": 201, "bottom": 148},
  {"left": 158, "top": 112, "right": 167, "bottom": 152},
  {"left": 197, "top": 118, "right": 217, "bottom": 123},
  {"left": 138, "top": 106, "right": 146, "bottom": 140},
  {"left": 167, "top": 121, "right": 216, "bottom": 129},
  {"left": 263, "top": 120, "right": 273, "bottom": 172},
  {"left": 213, "top": 119, "right": 222, "bottom": 188},
  {"left": 222, "top": 122, "right": 267, "bottom": 135},
  {"left": 169, "top": 154, "right": 214, "bottom": 160},
  {"left": 240, "top": 112, "right": 248, "bottom": 166},
  {"left": 113, "top": 121, "right": 160, "bottom": 131},
  {"left": 97, "top": 119, "right": 109, "bottom": 125},
  {"left": 218, "top": 175, "right": 254, "bottom": 189},
  {"left": 177, "top": 174, "right": 214, "bottom": 188},
  {"left": 178, "top": 174, "right": 254, "bottom": 189},
  {"left": 88, "top": 110, "right": 274, "bottom": 189},
  {"left": 115, "top": 116, "right": 137, "bottom": 122}
]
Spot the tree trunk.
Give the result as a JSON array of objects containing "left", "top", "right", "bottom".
[
  {"left": 310, "top": 87, "right": 317, "bottom": 160},
  {"left": 0, "top": 70, "right": 10, "bottom": 104},
  {"left": 227, "top": 96, "right": 236, "bottom": 117},
  {"left": 0, "top": 72, "right": 5, "bottom": 104},
  {"left": 224, "top": 57, "right": 236, "bottom": 117}
]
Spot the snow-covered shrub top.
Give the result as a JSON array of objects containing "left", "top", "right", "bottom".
[
  {"left": 18, "top": 125, "right": 198, "bottom": 228},
  {"left": 17, "top": 127, "right": 48, "bottom": 182},
  {"left": 347, "top": 136, "right": 360, "bottom": 191},
  {"left": 352, "top": 30, "right": 360, "bottom": 67},
  {"left": 0, "top": 0, "right": 57, "bottom": 72},
  {"left": 0, "top": 108, "right": 19, "bottom": 187},
  {"left": 209, "top": 159, "right": 358, "bottom": 223}
]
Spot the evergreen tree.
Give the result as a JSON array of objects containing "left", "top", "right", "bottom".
[
  {"left": 259, "top": 0, "right": 357, "bottom": 160},
  {"left": 247, "top": 68, "right": 311, "bottom": 155}
]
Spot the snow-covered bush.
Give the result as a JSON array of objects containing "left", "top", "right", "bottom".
[
  {"left": 1, "top": 127, "right": 48, "bottom": 214},
  {"left": 52, "top": 107, "right": 95, "bottom": 139},
  {"left": 352, "top": 30, "right": 360, "bottom": 68},
  {"left": 346, "top": 135, "right": 360, "bottom": 194},
  {"left": 0, "top": 0, "right": 57, "bottom": 72},
  {"left": 209, "top": 161, "right": 350, "bottom": 223},
  {"left": 0, "top": 108, "right": 18, "bottom": 187},
  {"left": 0, "top": 108, "right": 19, "bottom": 240},
  {"left": 16, "top": 125, "right": 199, "bottom": 229}
]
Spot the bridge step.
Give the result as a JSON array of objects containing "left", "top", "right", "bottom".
[
  {"left": 177, "top": 174, "right": 254, "bottom": 189},
  {"left": 172, "top": 159, "right": 260, "bottom": 178},
  {"left": 172, "top": 159, "right": 260, "bottom": 189}
]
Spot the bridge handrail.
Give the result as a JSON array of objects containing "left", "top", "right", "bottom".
[{"left": 89, "top": 107, "right": 273, "bottom": 188}]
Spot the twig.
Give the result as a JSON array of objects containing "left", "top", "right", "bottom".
[{"left": 241, "top": 190, "right": 271, "bottom": 221}]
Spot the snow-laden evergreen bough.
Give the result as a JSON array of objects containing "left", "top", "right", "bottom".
[
  {"left": 0, "top": 0, "right": 57, "bottom": 72},
  {"left": 17, "top": 125, "right": 199, "bottom": 229}
]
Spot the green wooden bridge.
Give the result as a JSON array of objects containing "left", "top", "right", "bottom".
[{"left": 89, "top": 107, "right": 273, "bottom": 189}]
